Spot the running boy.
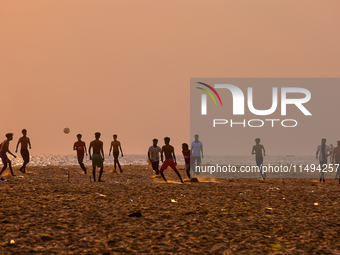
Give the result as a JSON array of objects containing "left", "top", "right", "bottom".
[
  {"left": 15, "top": 129, "right": 31, "bottom": 173},
  {"left": 148, "top": 138, "right": 161, "bottom": 175},
  {"left": 109, "top": 134, "right": 123, "bottom": 173},
  {"left": 73, "top": 134, "right": 87, "bottom": 174},
  {"left": 160, "top": 137, "right": 183, "bottom": 183},
  {"left": 0, "top": 133, "right": 17, "bottom": 176},
  {"left": 89, "top": 132, "right": 104, "bottom": 182}
]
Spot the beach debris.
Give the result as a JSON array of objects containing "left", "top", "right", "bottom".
[
  {"left": 128, "top": 211, "right": 142, "bottom": 217},
  {"left": 171, "top": 199, "right": 177, "bottom": 203},
  {"left": 130, "top": 199, "right": 133, "bottom": 202},
  {"left": 271, "top": 243, "right": 282, "bottom": 252},
  {"left": 115, "top": 181, "right": 119, "bottom": 184},
  {"left": 266, "top": 208, "right": 273, "bottom": 210},
  {"left": 10, "top": 240, "right": 15, "bottom": 244},
  {"left": 314, "top": 203, "right": 319, "bottom": 206},
  {"left": 0, "top": 177, "right": 7, "bottom": 182},
  {"left": 99, "top": 194, "right": 106, "bottom": 197},
  {"left": 283, "top": 198, "right": 286, "bottom": 200}
]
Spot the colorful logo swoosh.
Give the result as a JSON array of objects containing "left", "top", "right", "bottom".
[{"left": 196, "top": 82, "right": 223, "bottom": 106}]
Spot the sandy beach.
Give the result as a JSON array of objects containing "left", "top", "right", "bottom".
[{"left": 1, "top": 165, "right": 340, "bottom": 254}]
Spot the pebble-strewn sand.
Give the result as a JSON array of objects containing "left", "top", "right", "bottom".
[{"left": 1, "top": 165, "right": 340, "bottom": 254}]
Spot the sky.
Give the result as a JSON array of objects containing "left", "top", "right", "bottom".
[{"left": 1, "top": 0, "right": 339, "bottom": 155}]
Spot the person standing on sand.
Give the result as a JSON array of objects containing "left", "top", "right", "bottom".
[
  {"left": 332, "top": 141, "right": 340, "bottom": 181},
  {"left": 89, "top": 132, "right": 104, "bottom": 182},
  {"left": 73, "top": 134, "right": 87, "bottom": 174},
  {"left": 252, "top": 138, "right": 266, "bottom": 180},
  {"left": 109, "top": 134, "right": 124, "bottom": 173},
  {"left": 191, "top": 134, "right": 203, "bottom": 175},
  {"left": 148, "top": 138, "right": 161, "bottom": 175},
  {"left": 316, "top": 138, "right": 332, "bottom": 183},
  {"left": 160, "top": 137, "right": 184, "bottom": 183},
  {"left": 0, "top": 133, "right": 17, "bottom": 176},
  {"left": 182, "top": 143, "right": 191, "bottom": 179},
  {"left": 15, "top": 129, "right": 31, "bottom": 173}
]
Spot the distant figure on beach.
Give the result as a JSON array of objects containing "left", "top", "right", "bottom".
[
  {"left": 15, "top": 129, "right": 31, "bottom": 173},
  {"left": 0, "top": 133, "right": 17, "bottom": 176},
  {"left": 89, "top": 132, "right": 104, "bottom": 182},
  {"left": 333, "top": 141, "right": 340, "bottom": 180},
  {"left": 252, "top": 138, "right": 266, "bottom": 180},
  {"left": 316, "top": 138, "right": 331, "bottom": 183},
  {"left": 182, "top": 143, "right": 191, "bottom": 179},
  {"left": 330, "top": 144, "right": 335, "bottom": 164},
  {"left": 73, "top": 134, "right": 87, "bottom": 174},
  {"left": 191, "top": 134, "right": 203, "bottom": 175},
  {"left": 109, "top": 134, "right": 123, "bottom": 173},
  {"left": 148, "top": 138, "right": 161, "bottom": 175},
  {"left": 160, "top": 137, "right": 183, "bottom": 183}
]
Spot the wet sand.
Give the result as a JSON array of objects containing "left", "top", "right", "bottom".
[{"left": 1, "top": 165, "right": 340, "bottom": 254}]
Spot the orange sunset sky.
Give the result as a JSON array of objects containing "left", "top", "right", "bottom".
[{"left": 1, "top": 1, "right": 339, "bottom": 155}]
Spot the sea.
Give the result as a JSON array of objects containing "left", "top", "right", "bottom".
[{"left": 5, "top": 154, "right": 319, "bottom": 167}]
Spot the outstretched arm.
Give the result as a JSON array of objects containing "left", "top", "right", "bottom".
[
  {"left": 251, "top": 146, "right": 255, "bottom": 155},
  {"left": 172, "top": 148, "right": 177, "bottom": 165},
  {"left": 89, "top": 143, "right": 92, "bottom": 159},
  {"left": 15, "top": 138, "right": 20, "bottom": 153},
  {"left": 28, "top": 138, "right": 31, "bottom": 149},
  {"left": 201, "top": 146, "right": 204, "bottom": 158},
  {"left": 109, "top": 143, "right": 112, "bottom": 156},
  {"left": 101, "top": 143, "right": 105, "bottom": 161},
  {"left": 119, "top": 143, "right": 123, "bottom": 157},
  {"left": 147, "top": 149, "right": 151, "bottom": 162}
]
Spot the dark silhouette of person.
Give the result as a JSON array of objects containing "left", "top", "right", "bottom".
[
  {"left": 332, "top": 140, "right": 340, "bottom": 181},
  {"left": 73, "top": 134, "right": 87, "bottom": 174},
  {"left": 89, "top": 132, "right": 104, "bottom": 182},
  {"left": 15, "top": 129, "right": 31, "bottom": 173},
  {"left": 148, "top": 138, "right": 161, "bottom": 175},
  {"left": 159, "top": 137, "right": 183, "bottom": 183},
  {"left": 252, "top": 138, "right": 266, "bottom": 180},
  {"left": 191, "top": 134, "right": 203, "bottom": 175},
  {"left": 109, "top": 134, "right": 123, "bottom": 173},
  {"left": 316, "top": 138, "right": 331, "bottom": 183},
  {"left": 182, "top": 143, "right": 191, "bottom": 179},
  {"left": 0, "top": 133, "right": 17, "bottom": 176}
]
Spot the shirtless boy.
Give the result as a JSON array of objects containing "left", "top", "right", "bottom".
[
  {"left": 109, "top": 134, "right": 123, "bottom": 173},
  {"left": 89, "top": 132, "right": 104, "bottom": 182},
  {"left": 0, "top": 133, "right": 17, "bottom": 176},
  {"left": 159, "top": 137, "right": 183, "bottom": 183},
  {"left": 15, "top": 129, "right": 31, "bottom": 173},
  {"left": 252, "top": 138, "right": 266, "bottom": 180}
]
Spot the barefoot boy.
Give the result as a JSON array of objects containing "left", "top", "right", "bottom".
[
  {"left": 73, "top": 134, "right": 87, "bottom": 174},
  {"left": 0, "top": 133, "right": 17, "bottom": 176},
  {"left": 89, "top": 132, "right": 104, "bottom": 182},
  {"left": 15, "top": 129, "right": 31, "bottom": 173},
  {"left": 109, "top": 134, "right": 124, "bottom": 173},
  {"left": 148, "top": 138, "right": 161, "bottom": 175},
  {"left": 316, "top": 138, "right": 331, "bottom": 183},
  {"left": 160, "top": 137, "right": 183, "bottom": 183},
  {"left": 182, "top": 143, "right": 191, "bottom": 179},
  {"left": 252, "top": 138, "right": 266, "bottom": 180}
]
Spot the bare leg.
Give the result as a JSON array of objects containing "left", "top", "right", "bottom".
[
  {"left": 98, "top": 167, "right": 104, "bottom": 182},
  {"left": 8, "top": 160, "right": 15, "bottom": 176},
  {"left": 173, "top": 168, "right": 184, "bottom": 183},
  {"left": 92, "top": 167, "right": 96, "bottom": 182},
  {"left": 160, "top": 168, "right": 167, "bottom": 183},
  {"left": 186, "top": 169, "right": 190, "bottom": 179},
  {"left": 0, "top": 162, "right": 8, "bottom": 176},
  {"left": 80, "top": 163, "right": 87, "bottom": 174},
  {"left": 117, "top": 160, "right": 122, "bottom": 173}
]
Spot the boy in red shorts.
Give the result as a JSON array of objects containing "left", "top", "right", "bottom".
[
  {"left": 160, "top": 137, "right": 183, "bottom": 183},
  {"left": 73, "top": 134, "right": 87, "bottom": 174}
]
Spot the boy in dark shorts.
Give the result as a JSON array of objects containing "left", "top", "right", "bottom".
[
  {"left": 148, "top": 138, "right": 161, "bottom": 175},
  {"left": 15, "top": 129, "right": 31, "bottom": 173},
  {"left": 160, "top": 137, "right": 183, "bottom": 183},
  {"left": 0, "top": 133, "right": 17, "bottom": 176},
  {"left": 73, "top": 134, "right": 87, "bottom": 174},
  {"left": 109, "top": 134, "right": 124, "bottom": 173},
  {"left": 252, "top": 138, "right": 266, "bottom": 180},
  {"left": 182, "top": 143, "right": 191, "bottom": 179},
  {"left": 89, "top": 132, "right": 104, "bottom": 182}
]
